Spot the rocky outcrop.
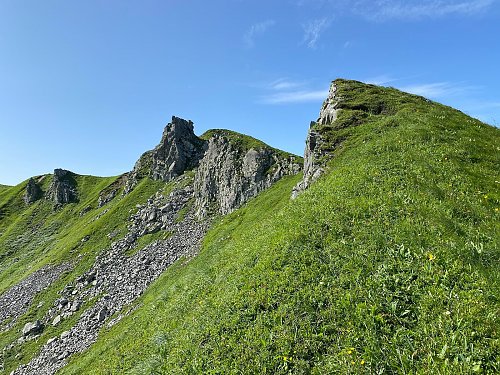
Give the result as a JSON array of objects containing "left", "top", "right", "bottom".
[
  {"left": 194, "top": 132, "right": 302, "bottom": 217},
  {"left": 24, "top": 178, "right": 43, "bottom": 204},
  {"left": 150, "top": 117, "right": 206, "bottom": 181},
  {"left": 292, "top": 81, "right": 341, "bottom": 198},
  {"left": 126, "top": 117, "right": 302, "bottom": 217},
  {"left": 126, "top": 116, "right": 206, "bottom": 192},
  {"left": 46, "top": 169, "right": 78, "bottom": 205}
]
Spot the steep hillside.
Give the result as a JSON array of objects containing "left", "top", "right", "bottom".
[
  {"left": 0, "top": 119, "right": 301, "bottom": 374},
  {"left": 1, "top": 79, "right": 498, "bottom": 374},
  {"left": 56, "top": 79, "right": 498, "bottom": 374}
]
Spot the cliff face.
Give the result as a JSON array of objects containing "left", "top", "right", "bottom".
[
  {"left": 194, "top": 132, "right": 301, "bottom": 217},
  {"left": 126, "top": 119, "right": 302, "bottom": 218},
  {"left": 292, "top": 80, "right": 343, "bottom": 198},
  {"left": 149, "top": 117, "right": 206, "bottom": 181}
]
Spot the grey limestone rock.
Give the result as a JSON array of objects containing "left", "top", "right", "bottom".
[
  {"left": 52, "top": 315, "right": 61, "bottom": 326},
  {"left": 24, "top": 178, "right": 43, "bottom": 204},
  {"left": 292, "top": 81, "right": 341, "bottom": 198},
  {"left": 125, "top": 116, "right": 302, "bottom": 218},
  {"left": 46, "top": 169, "right": 78, "bottom": 205},
  {"left": 194, "top": 132, "right": 302, "bottom": 218},
  {"left": 22, "top": 320, "right": 43, "bottom": 336},
  {"left": 126, "top": 116, "right": 206, "bottom": 192}
]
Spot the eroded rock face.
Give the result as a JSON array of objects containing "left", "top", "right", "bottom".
[
  {"left": 317, "top": 81, "right": 341, "bottom": 125},
  {"left": 126, "top": 116, "right": 206, "bottom": 192},
  {"left": 46, "top": 169, "right": 78, "bottom": 205},
  {"left": 24, "top": 178, "right": 43, "bottom": 204},
  {"left": 151, "top": 116, "right": 206, "bottom": 181},
  {"left": 194, "top": 133, "right": 302, "bottom": 218},
  {"left": 126, "top": 116, "right": 302, "bottom": 217},
  {"left": 292, "top": 81, "right": 341, "bottom": 198}
]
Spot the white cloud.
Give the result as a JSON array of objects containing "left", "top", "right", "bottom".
[
  {"left": 302, "top": 18, "right": 331, "bottom": 49},
  {"left": 399, "top": 82, "right": 471, "bottom": 98},
  {"left": 364, "top": 75, "right": 398, "bottom": 85},
  {"left": 261, "top": 89, "right": 329, "bottom": 104},
  {"left": 355, "top": 0, "right": 494, "bottom": 21},
  {"left": 243, "top": 20, "right": 276, "bottom": 48},
  {"left": 267, "top": 78, "right": 306, "bottom": 91}
]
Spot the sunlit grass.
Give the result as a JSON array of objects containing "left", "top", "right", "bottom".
[{"left": 59, "top": 81, "right": 499, "bottom": 374}]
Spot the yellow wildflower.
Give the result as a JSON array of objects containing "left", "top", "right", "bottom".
[{"left": 428, "top": 253, "right": 436, "bottom": 261}]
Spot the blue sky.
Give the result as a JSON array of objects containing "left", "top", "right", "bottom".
[{"left": 1, "top": 0, "right": 499, "bottom": 185}]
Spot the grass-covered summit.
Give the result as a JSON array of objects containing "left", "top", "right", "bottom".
[{"left": 53, "top": 79, "right": 499, "bottom": 374}]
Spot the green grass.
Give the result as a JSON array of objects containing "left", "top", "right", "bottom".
[
  {"left": 59, "top": 81, "right": 499, "bottom": 374},
  {"left": 0, "top": 174, "right": 172, "bottom": 373},
  {"left": 201, "top": 129, "right": 304, "bottom": 164}
]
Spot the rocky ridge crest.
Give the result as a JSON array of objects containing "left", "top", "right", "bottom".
[
  {"left": 126, "top": 117, "right": 302, "bottom": 217},
  {"left": 292, "top": 80, "right": 341, "bottom": 198}
]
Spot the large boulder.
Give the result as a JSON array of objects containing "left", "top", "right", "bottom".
[{"left": 22, "top": 320, "right": 44, "bottom": 336}]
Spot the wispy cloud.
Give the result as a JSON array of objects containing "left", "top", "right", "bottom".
[
  {"left": 302, "top": 18, "right": 331, "bottom": 48},
  {"left": 399, "top": 82, "right": 474, "bottom": 98},
  {"left": 266, "top": 78, "right": 307, "bottom": 91},
  {"left": 355, "top": 0, "right": 494, "bottom": 21},
  {"left": 261, "top": 89, "right": 329, "bottom": 104},
  {"left": 258, "top": 77, "right": 328, "bottom": 104},
  {"left": 365, "top": 75, "right": 398, "bottom": 86},
  {"left": 243, "top": 20, "right": 275, "bottom": 48}
]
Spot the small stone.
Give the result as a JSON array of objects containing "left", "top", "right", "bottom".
[
  {"left": 57, "top": 351, "right": 70, "bottom": 360},
  {"left": 52, "top": 315, "right": 61, "bottom": 326},
  {"left": 70, "top": 300, "right": 81, "bottom": 312},
  {"left": 60, "top": 331, "right": 70, "bottom": 339},
  {"left": 47, "top": 337, "right": 57, "bottom": 345},
  {"left": 22, "top": 320, "right": 43, "bottom": 336},
  {"left": 97, "top": 307, "right": 108, "bottom": 322}
]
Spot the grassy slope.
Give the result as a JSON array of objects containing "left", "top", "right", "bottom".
[
  {"left": 0, "top": 173, "right": 173, "bottom": 372},
  {"left": 201, "top": 129, "right": 304, "bottom": 164},
  {"left": 61, "top": 81, "right": 499, "bottom": 374}
]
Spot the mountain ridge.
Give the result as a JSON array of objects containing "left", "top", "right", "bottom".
[{"left": 1, "top": 79, "right": 498, "bottom": 374}]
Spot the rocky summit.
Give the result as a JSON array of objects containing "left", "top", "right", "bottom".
[
  {"left": 0, "top": 79, "right": 498, "bottom": 375},
  {"left": 126, "top": 116, "right": 302, "bottom": 217}
]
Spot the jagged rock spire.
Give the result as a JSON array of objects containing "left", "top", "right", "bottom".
[{"left": 150, "top": 116, "right": 206, "bottom": 182}]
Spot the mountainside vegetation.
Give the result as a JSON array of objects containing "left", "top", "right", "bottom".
[
  {"left": 1, "top": 80, "right": 499, "bottom": 374},
  {"left": 63, "top": 80, "right": 499, "bottom": 374}
]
